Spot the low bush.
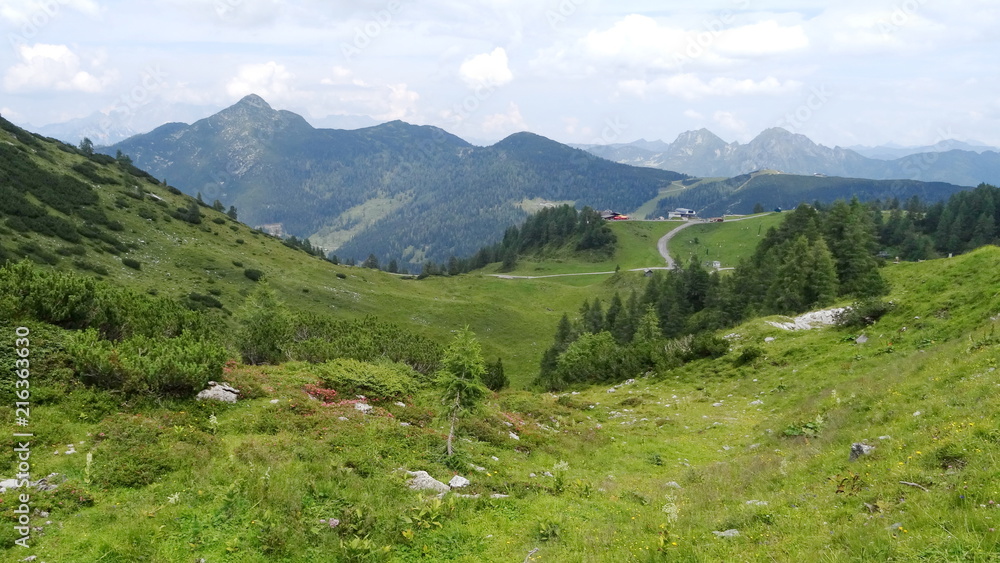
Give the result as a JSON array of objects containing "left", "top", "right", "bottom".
[
  {"left": 311, "top": 358, "right": 419, "bottom": 399},
  {"left": 65, "top": 329, "right": 226, "bottom": 396}
]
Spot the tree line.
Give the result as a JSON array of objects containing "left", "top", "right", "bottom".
[{"left": 536, "top": 198, "right": 890, "bottom": 390}]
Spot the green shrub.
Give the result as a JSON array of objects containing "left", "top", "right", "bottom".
[
  {"left": 122, "top": 257, "right": 141, "bottom": 270},
  {"left": 482, "top": 357, "right": 509, "bottom": 391},
  {"left": 244, "top": 268, "right": 264, "bottom": 281},
  {"left": 311, "top": 358, "right": 419, "bottom": 399},
  {"left": 65, "top": 329, "right": 226, "bottom": 396}
]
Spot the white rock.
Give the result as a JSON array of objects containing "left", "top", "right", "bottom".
[
  {"left": 712, "top": 403, "right": 723, "bottom": 407},
  {"left": 400, "top": 422, "right": 411, "bottom": 427},
  {"left": 338, "top": 417, "right": 349, "bottom": 421},
  {"left": 491, "top": 456, "right": 499, "bottom": 461},
  {"left": 395, "top": 401, "right": 406, "bottom": 407},
  {"left": 745, "top": 500, "right": 768, "bottom": 506},
  {"left": 509, "top": 432, "right": 520, "bottom": 440},
  {"left": 269, "top": 399, "right": 280, "bottom": 404},
  {"left": 469, "top": 464, "right": 486, "bottom": 472},
  {"left": 449, "top": 475, "right": 470, "bottom": 488},
  {"left": 665, "top": 481, "right": 682, "bottom": 489},
  {"left": 712, "top": 529, "right": 740, "bottom": 538},
  {"left": 913, "top": 411, "right": 922, "bottom": 416},
  {"left": 490, "top": 494, "right": 509, "bottom": 499},
  {"left": 405, "top": 471, "right": 450, "bottom": 494},
  {"left": 355, "top": 403, "right": 373, "bottom": 414},
  {"left": 749, "top": 400, "right": 764, "bottom": 406},
  {"left": 767, "top": 307, "right": 848, "bottom": 331},
  {"left": 196, "top": 381, "right": 241, "bottom": 403},
  {"left": 764, "top": 337, "right": 776, "bottom": 343}
]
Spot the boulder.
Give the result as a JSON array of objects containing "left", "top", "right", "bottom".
[
  {"left": 196, "top": 381, "right": 240, "bottom": 403},
  {"left": 449, "top": 475, "right": 470, "bottom": 488},
  {"left": 406, "top": 471, "right": 450, "bottom": 494},
  {"left": 712, "top": 529, "right": 740, "bottom": 538}
]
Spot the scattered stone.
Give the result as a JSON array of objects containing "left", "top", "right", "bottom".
[
  {"left": 400, "top": 422, "right": 410, "bottom": 427},
  {"left": 913, "top": 411, "right": 922, "bottom": 417},
  {"left": 764, "top": 337, "right": 776, "bottom": 343},
  {"left": 606, "top": 387, "right": 617, "bottom": 393},
  {"left": 665, "top": 481, "right": 682, "bottom": 489},
  {"left": 469, "top": 464, "right": 486, "bottom": 472},
  {"left": 529, "top": 473, "right": 537, "bottom": 478},
  {"left": 712, "top": 529, "right": 740, "bottom": 538},
  {"left": 509, "top": 432, "right": 520, "bottom": 440},
  {"left": 878, "top": 435, "right": 892, "bottom": 440},
  {"left": 490, "top": 494, "right": 509, "bottom": 499},
  {"left": 712, "top": 402, "right": 724, "bottom": 407},
  {"left": 63, "top": 444, "right": 77, "bottom": 455},
  {"left": 355, "top": 403, "right": 373, "bottom": 414},
  {"left": 269, "top": 399, "right": 280, "bottom": 404},
  {"left": 449, "top": 475, "right": 470, "bottom": 489},
  {"left": 745, "top": 500, "right": 768, "bottom": 506},
  {"left": 405, "top": 471, "right": 450, "bottom": 494},
  {"left": 543, "top": 472, "right": 554, "bottom": 478},
  {"left": 338, "top": 417, "right": 349, "bottom": 421},
  {"left": 394, "top": 401, "right": 406, "bottom": 407},
  {"left": 856, "top": 334, "right": 869, "bottom": 344},
  {"left": 491, "top": 456, "right": 499, "bottom": 461},
  {"left": 22, "top": 556, "right": 37, "bottom": 562},
  {"left": 749, "top": 399, "right": 764, "bottom": 406},
  {"left": 850, "top": 442, "right": 876, "bottom": 461},
  {"left": 454, "top": 493, "right": 480, "bottom": 499},
  {"left": 196, "top": 381, "right": 241, "bottom": 403}
]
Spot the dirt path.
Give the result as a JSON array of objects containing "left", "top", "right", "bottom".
[{"left": 656, "top": 220, "right": 701, "bottom": 269}]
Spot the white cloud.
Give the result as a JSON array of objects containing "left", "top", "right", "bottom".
[
  {"left": 226, "top": 61, "right": 294, "bottom": 100},
  {"left": 459, "top": 47, "right": 513, "bottom": 88},
  {"left": 713, "top": 110, "right": 747, "bottom": 135},
  {"left": 482, "top": 102, "right": 527, "bottom": 134},
  {"left": 566, "top": 14, "right": 810, "bottom": 73},
  {"left": 618, "top": 74, "right": 801, "bottom": 100},
  {"left": 714, "top": 20, "right": 809, "bottom": 57},
  {"left": 683, "top": 109, "right": 704, "bottom": 120},
  {"left": 377, "top": 83, "right": 420, "bottom": 121},
  {"left": 4, "top": 43, "right": 114, "bottom": 93}
]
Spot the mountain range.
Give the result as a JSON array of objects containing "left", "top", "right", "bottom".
[
  {"left": 102, "top": 95, "right": 687, "bottom": 264},
  {"left": 101, "top": 96, "right": 975, "bottom": 265},
  {"left": 578, "top": 128, "right": 1000, "bottom": 186}
]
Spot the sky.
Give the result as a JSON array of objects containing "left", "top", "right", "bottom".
[{"left": 1, "top": 0, "right": 998, "bottom": 148}]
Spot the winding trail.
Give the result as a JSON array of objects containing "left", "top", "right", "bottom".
[{"left": 487, "top": 214, "right": 772, "bottom": 280}]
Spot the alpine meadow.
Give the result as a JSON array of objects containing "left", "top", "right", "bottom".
[{"left": 3, "top": 2, "right": 1000, "bottom": 562}]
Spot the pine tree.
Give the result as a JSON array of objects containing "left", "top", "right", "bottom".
[
  {"left": 227, "top": 206, "right": 238, "bottom": 220},
  {"left": 438, "top": 327, "right": 488, "bottom": 456}
]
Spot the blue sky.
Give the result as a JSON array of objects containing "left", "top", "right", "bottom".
[{"left": 1, "top": 0, "right": 998, "bottom": 147}]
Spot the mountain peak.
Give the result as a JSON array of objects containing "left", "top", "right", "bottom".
[{"left": 235, "top": 94, "right": 272, "bottom": 110}]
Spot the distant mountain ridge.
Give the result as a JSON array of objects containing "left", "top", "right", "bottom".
[
  {"left": 104, "top": 95, "right": 687, "bottom": 264},
  {"left": 579, "top": 128, "right": 1000, "bottom": 186}
]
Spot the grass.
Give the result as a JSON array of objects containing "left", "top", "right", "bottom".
[
  {"left": 3, "top": 248, "right": 1000, "bottom": 561},
  {"left": 484, "top": 220, "right": 686, "bottom": 277},
  {"left": 667, "top": 213, "right": 786, "bottom": 268}
]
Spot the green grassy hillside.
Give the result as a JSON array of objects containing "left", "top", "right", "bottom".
[
  {"left": 2, "top": 247, "right": 999, "bottom": 561},
  {"left": 667, "top": 213, "right": 786, "bottom": 268}
]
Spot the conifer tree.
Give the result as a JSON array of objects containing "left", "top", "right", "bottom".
[{"left": 438, "top": 327, "right": 488, "bottom": 456}]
